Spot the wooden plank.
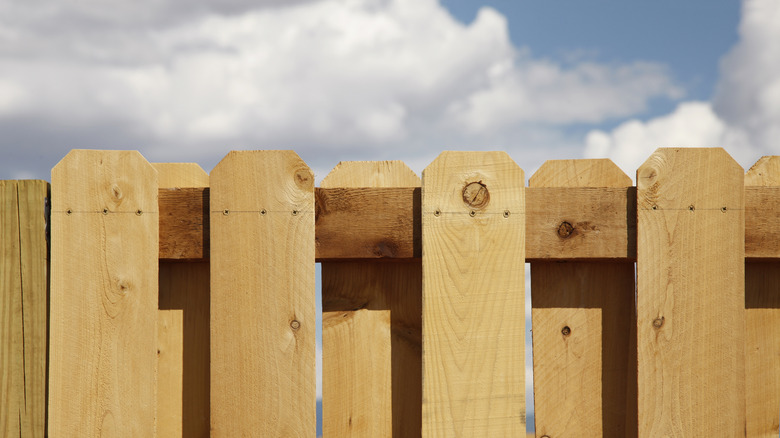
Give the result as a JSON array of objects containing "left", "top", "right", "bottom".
[
  {"left": 316, "top": 187, "right": 420, "bottom": 260},
  {"left": 744, "top": 156, "right": 780, "bottom": 437},
  {"left": 158, "top": 185, "right": 780, "bottom": 262},
  {"left": 159, "top": 187, "right": 209, "bottom": 261},
  {"left": 530, "top": 159, "right": 636, "bottom": 437},
  {"left": 421, "top": 151, "right": 525, "bottom": 437},
  {"left": 49, "top": 150, "right": 158, "bottom": 436},
  {"left": 16, "top": 180, "right": 49, "bottom": 438},
  {"left": 636, "top": 148, "right": 745, "bottom": 435},
  {"left": 321, "top": 161, "right": 422, "bottom": 437},
  {"left": 1, "top": 180, "right": 24, "bottom": 437},
  {"left": 153, "top": 163, "right": 210, "bottom": 438},
  {"left": 209, "top": 151, "right": 315, "bottom": 437}
]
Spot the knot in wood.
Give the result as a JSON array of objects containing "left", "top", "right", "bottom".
[
  {"left": 561, "top": 326, "right": 571, "bottom": 337},
  {"left": 462, "top": 181, "right": 489, "bottom": 209},
  {"left": 653, "top": 317, "right": 664, "bottom": 329},
  {"left": 557, "top": 221, "right": 574, "bottom": 238},
  {"left": 290, "top": 320, "right": 301, "bottom": 331}
]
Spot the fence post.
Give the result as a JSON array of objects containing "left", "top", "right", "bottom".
[
  {"left": 744, "top": 156, "right": 780, "bottom": 437},
  {"left": 636, "top": 148, "right": 745, "bottom": 435},
  {"left": 49, "top": 150, "right": 159, "bottom": 436},
  {"left": 321, "top": 161, "right": 422, "bottom": 437},
  {"left": 1, "top": 180, "right": 48, "bottom": 438},
  {"left": 153, "top": 163, "right": 210, "bottom": 437},
  {"left": 209, "top": 151, "right": 316, "bottom": 436},
  {"left": 529, "top": 159, "right": 636, "bottom": 437},
  {"left": 421, "top": 151, "right": 525, "bottom": 437}
]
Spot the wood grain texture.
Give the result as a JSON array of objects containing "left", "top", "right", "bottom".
[
  {"left": 530, "top": 159, "right": 636, "bottom": 437},
  {"left": 636, "top": 148, "right": 745, "bottom": 436},
  {"left": 1, "top": 180, "right": 47, "bottom": 437},
  {"left": 321, "top": 161, "right": 422, "bottom": 438},
  {"left": 159, "top": 188, "right": 209, "bottom": 261},
  {"left": 0, "top": 180, "right": 23, "bottom": 438},
  {"left": 744, "top": 156, "right": 780, "bottom": 437},
  {"left": 422, "top": 151, "right": 525, "bottom": 437},
  {"left": 153, "top": 163, "right": 210, "bottom": 438},
  {"left": 209, "top": 151, "right": 315, "bottom": 437},
  {"left": 49, "top": 150, "right": 158, "bottom": 436},
  {"left": 316, "top": 187, "right": 420, "bottom": 260},
  {"left": 158, "top": 186, "right": 780, "bottom": 261}
]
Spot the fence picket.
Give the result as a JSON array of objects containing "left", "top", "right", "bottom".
[
  {"left": 422, "top": 151, "right": 525, "bottom": 437},
  {"left": 744, "top": 156, "right": 780, "bottom": 437},
  {"left": 153, "top": 163, "right": 210, "bottom": 438},
  {"left": 530, "top": 159, "right": 636, "bottom": 437},
  {"left": 636, "top": 148, "right": 745, "bottom": 435},
  {"left": 49, "top": 150, "right": 158, "bottom": 436},
  {"left": 321, "top": 161, "right": 422, "bottom": 437},
  {"left": 2, "top": 180, "right": 48, "bottom": 437},
  {"left": 209, "top": 151, "right": 316, "bottom": 436}
]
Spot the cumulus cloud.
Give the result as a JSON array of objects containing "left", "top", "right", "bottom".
[
  {"left": 585, "top": 0, "right": 780, "bottom": 175},
  {"left": 0, "top": 0, "right": 680, "bottom": 180}
]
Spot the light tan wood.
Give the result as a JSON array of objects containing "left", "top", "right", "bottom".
[
  {"left": 321, "top": 161, "right": 421, "bottom": 438},
  {"left": 1, "top": 180, "right": 24, "bottom": 437},
  {"left": 636, "top": 148, "right": 745, "bottom": 435},
  {"left": 153, "top": 163, "right": 210, "bottom": 438},
  {"left": 421, "top": 151, "right": 525, "bottom": 437},
  {"left": 49, "top": 150, "right": 158, "bottom": 436},
  {"left": 745, "top": 156, "right": 780, "bottom": 437},
  {"left": 530, "top": 159, "right": 636, "bottom": 437},
  {"left": 209, "top": 151, "right": 315, "bottom": 436}
]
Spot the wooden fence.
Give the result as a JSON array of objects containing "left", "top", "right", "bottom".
[{"left": 1, "top": 148, "right": 779, "bottom": 437}]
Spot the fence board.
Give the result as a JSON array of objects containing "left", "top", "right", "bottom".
[
  {"left": 421, "top": 151, "right": 525, "bottom": 437},
  {"left": 636, "top": 148, "right": 745, "bottom": 435},
  {"left": 530, "top": 159, "right": 636, "bottom": 437},
  {"left": 49, "top": 150, "right": 158, "bottom": 436},
  {"left": 154, "top": 163, "right": 210, "bottom": 438},
  {"left": 209, "top": 151, "right": 315, "bottom": 436},
  {"left": 321, "top": 161, "right": 422, "bottom": 437},
  {"left": 1, "top": 180, "right": 23, "bottom": 437},
  {"left": 744, "top": 156, "right": 780, "bottom": 437}
]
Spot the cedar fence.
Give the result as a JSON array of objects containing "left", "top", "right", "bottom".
[{"left": 1, "top": 148, "right": 779, "bottom": 437}]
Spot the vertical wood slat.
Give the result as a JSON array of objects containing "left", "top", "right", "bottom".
[
  {"left": 153, "top": 163, "right": 210, "bottom": 438},
  {"left": 422, "top": 151, "right": 525, "bottom": 437},
  {"left": 210, "top": 151, "right": 316, "bottom": 436},
  {"left": 529, "top": 159, "right": 636, "bottom": 437},
  {"left": 1, "top": 180, "right": 48, "bottom": 438},
  {"left": 49, "top": 150, "right": 158, "bottom": 436},
  {"left": 744, "top": 156, "right": 780, "bottom": 437},
  {"left": 321, "top": 161, "right": 422, "bottom": 438},
  {"left": 636, "top": 148, "right": 745, "bottom": 436}
]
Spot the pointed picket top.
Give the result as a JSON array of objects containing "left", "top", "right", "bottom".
[
  {"left": 153, "top": 163, "right": 209, "bottom": 187},
  {"left": 637, "top": 147, "right": 743, "bottom": 211},
  {"left": 210, "top": 150, "right": 313, "bottom": 213},
  {"left": 51, "top": 149, "right": 158, "bottom": 214},
  {"left": 423, "top": 150, "right": 524, "bottom": 217},
  {"left": 322, "top": 160, "right": 420, "bottom": 188},
  {"left": 530, "top": 158, "right": 631, "bottom": 188},
  {"left": 745, "top": 156, "right": 780, "bottom": 186}
]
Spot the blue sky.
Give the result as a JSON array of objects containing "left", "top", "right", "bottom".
[{"left": 2, "top": 0, "right": 778, "bottom": 434}]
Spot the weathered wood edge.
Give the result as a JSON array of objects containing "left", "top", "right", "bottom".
[{"left": 157, "top": 186, "right": 780, "bottom": 261}]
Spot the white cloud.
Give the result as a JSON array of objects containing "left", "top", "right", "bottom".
[
  {"left": 0, "top": 0, "right": 679, "bottom": 180},
  {"left": 585, "top": 0, "right": 780, "bottom": 175},
  {"left": 584, "top": 101, "right": 752, "bottom": 176}
]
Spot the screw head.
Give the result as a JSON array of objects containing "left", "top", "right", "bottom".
[
  {"left": 561, "top": 326, "right": 571, "bottom": 337},
  {"left": 222, "top": 209, "right": 229, "bottom": 215}
]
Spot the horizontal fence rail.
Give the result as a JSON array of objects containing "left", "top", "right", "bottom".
[
  {"left": 158, "top": 185, "right": 780, "bottom": 261},
  {"left": 1, "top": 148, "right": 779, "bottom": 437}
]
